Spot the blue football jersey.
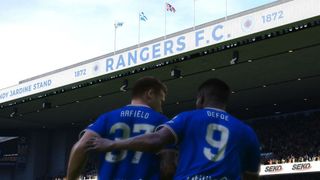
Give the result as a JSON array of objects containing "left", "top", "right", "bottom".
[
  {"left": 86, "top": 104, "right": 169, "bottom": 180},
  {"left": 162, "top": 107, "right": 260, "bottom": 180}
]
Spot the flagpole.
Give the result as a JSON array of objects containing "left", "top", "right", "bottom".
[
  {"left": 164, "top": 2, "right": 167, "bottom": 39},
  {"left": 114, "top": 23, "right": 117, "bottom": 54},
  {"left": 138, "top": 13, "right": 141, "bottom": 47},
  {"left": 193, "top": 0, "right": 196, "bottom": 30},
  {"left": 225, "top": 0, "right": 228, "bottom": 20}
]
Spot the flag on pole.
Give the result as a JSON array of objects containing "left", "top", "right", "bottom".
[
  {"left": 114, "top": 22, "right": 124, "bottom": 28},
  {"left": 138, "top": 12, "right": 147, "bottom": 45},
  {"left": 139, "top": 12, "right": 148, "bottom": 21},
  {"left": 114, "top": 21, "right": 123, "bottom": 53},
  {"left": 165, "top": 3, "right": 176, "bottom": 13}
]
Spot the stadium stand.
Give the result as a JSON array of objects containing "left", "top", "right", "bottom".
[{"left": 250, "top": 110, "right": 320, "bottom": 165}]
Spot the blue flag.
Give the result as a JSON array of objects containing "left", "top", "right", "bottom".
[{"left": 140, "top": 12, "right": 148, "bottom": 22}]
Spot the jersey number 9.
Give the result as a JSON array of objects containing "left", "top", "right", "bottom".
[{"left": 203, "top": 123, "right": 229, "bottom": 162}]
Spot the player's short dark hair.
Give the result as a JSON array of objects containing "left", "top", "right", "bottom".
[
  {"left": 132, "top": 76, "right": 167, "bottom": 98},
  {"left": 197, "top": 78, "right": 231, "bottom": 104}
]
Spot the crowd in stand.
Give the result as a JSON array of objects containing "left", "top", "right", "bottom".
[{"left": 249, "top": 110, "right": 320, "bottom": 165}]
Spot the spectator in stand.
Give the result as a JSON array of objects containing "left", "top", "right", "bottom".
[{"left": 250, "top": 111, "right": 320, "bottom": 165}]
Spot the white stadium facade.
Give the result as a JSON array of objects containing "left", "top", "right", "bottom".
[{"left": 0, "top": 0, "right": 320, "bottom": 179}]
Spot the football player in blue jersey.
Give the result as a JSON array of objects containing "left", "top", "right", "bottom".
[
  {"left": 87, "top": 78, "right": 261, "bottom": 180},
  {"left": 67, "top": 76, "right": 177, "bottom": 180}
]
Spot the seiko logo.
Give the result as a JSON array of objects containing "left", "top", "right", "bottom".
[
  {"left": 265, "top": 165, "right": 282, "bottom": 172},
  {"left": 292, "top": 163, "right": 311, "bottom": 170}
]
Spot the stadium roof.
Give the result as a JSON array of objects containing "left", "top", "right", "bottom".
[{"left": 0, "top": 0, "right": 319, "bottom": 131}]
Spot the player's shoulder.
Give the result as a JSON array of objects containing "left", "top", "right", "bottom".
[
  {"left": 238, "top": 122, "right": 260, "bottom": 148},
  {"left": 233, "top": 118, "right": 257, "bottom": 138},
  {"left": 226, "top": 113, "right": 242, "bottom": 123},
  {"left": 186, "top": 109, "right": 212, "bottom": 118},
  {"left": 231, "top": 116, "right": 255, "bottom": 132},
  {"left": 156, "top": 112, "right": 169, "bottom": 120},
  {"left": 172, "top": 109, "right": 201, "bottom": 120},
  {"left": 148, "top": 109, "right": 169, "bottom": 121},
  {"left": 242, "top": 123, "right": 257, "bottom": 136},
  {"left": 98, "top": 106, "right": 124, "bottom": 118},
  {"left": 227, "top": 114, "right": 255, "bottom": 132},
  {"left": 123, "top": 104, "right": 169, "bottom": 120}
]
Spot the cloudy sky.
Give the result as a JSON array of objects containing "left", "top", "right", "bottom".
[{"left": 0, "top": 0, "right": 275, "bottom": 89}]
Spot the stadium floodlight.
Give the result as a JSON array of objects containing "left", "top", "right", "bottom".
[
  {"left": 230, "top": 50, "right": 239, "bottom": 65},
  {"left": 120, "top": 79, "right": 128, "bottom": 92},
  {"left": 171, "top": 68, "right": 181, "bottom": 78}
]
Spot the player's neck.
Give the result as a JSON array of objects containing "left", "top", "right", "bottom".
[
  {"left": 202, "top": 103, "right": 226, "bottom": 111},
  {"left": 131, "top": 99, "right": 149, "bottom": 107}
]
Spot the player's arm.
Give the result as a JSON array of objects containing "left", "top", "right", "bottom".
[
  {"left": 159, "top": 150, "right": 177, "bottom": 180},
  {"left": 67, "top": 130, "right": 100, "bottom": 180},
  {"left": 85, "top": 127, "right": 175, "bottom": 153},
  {"left": 242, "top": 146, "right": 260, "bottom": 180},
  {"left": 242, "top": 127, "right": 261, "bottom": 180}
]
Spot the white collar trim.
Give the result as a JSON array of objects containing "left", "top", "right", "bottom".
[
  {"left": 127, "top": 104, "right": 151, "bottom": 108},
  {"left": 204, "top": 107, "right": 226, "bottom": 112}
]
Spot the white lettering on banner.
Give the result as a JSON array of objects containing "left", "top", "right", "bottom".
[
  {"left": 264, "top": 165, "right": 283, "bottom": 173},
  {"left": 9, "top": 85, "right": 32, "bottom": 97},
  {"left": 0, "top": 79, "right": 53, "bottom": 101},
  {"left": 33, "top": 79, "right": 52, "bottom": 90},
  {"left": 292, "top": 163, "right": 312, "bottom": 171},
  {"left": 260, "top": 161, "right": 320, "bottom": 176},
  {"left": 0, "top": 0, "right": 319, "bottom": 104}
]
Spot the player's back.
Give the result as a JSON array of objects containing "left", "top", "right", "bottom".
[
  {"left": 87, "top": 104, "right": 168, "bottom": 180},
  {"left": 166, "top": 107, "right": 260, "bottom": 180}
]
